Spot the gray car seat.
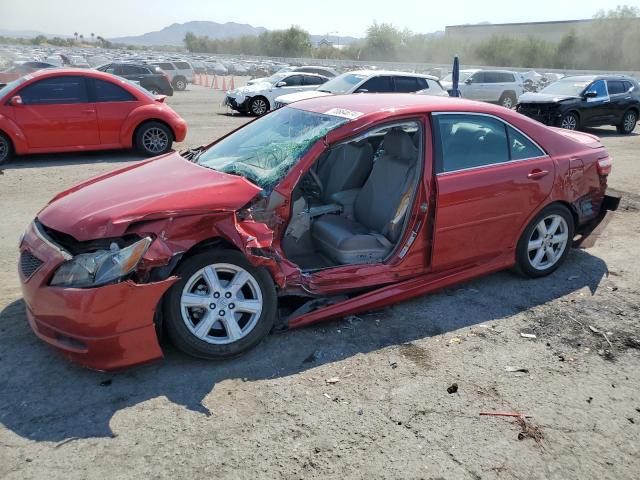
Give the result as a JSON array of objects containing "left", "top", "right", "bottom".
[
  {"left": 316, "top": 141, "right": 373, "bottom": 203},
  {"left": 312, "top": 129, "right": 418, "bottom": 265}
]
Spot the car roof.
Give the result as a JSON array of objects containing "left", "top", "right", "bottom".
[
  {"left": 342, "top": 70, "right": 438, "bottom": 80},
  {"left": 21, "top": 68, "right": 135, "bottom": 81}
]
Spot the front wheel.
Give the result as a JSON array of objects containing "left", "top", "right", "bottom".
[
  {"left": 249, "top": 96, "right": 269, "bottom": 116},
  {"left": 164, "top": 250, "right": 277, "bottom": 359},
  {"left": 499, "top": 92, "right": 516, "bottom": 109},
  {"left": 561, "top": 112, "right": 579, "bottom": 130},
  {"left": 516, "top": 204, "right": 574, "bottom": 278},
  {"left": 616, "top": 110, "right": 637, "bottom": 134},
  {"left": 173, "top": 77, "right": 187, "bottom": 91},
  {"left": 135, "top": 121, "right": 173, "bottom": 156}
]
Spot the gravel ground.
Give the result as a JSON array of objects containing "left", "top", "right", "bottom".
[{"left": 1, "top": 84, "right": 639, "bottom": 480}]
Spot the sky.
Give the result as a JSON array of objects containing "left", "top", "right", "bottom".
[{"left": 0, "top": 0, "right": 637, "bottom": 38}]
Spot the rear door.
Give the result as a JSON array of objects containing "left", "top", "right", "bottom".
[
  {"left": 90, "top": 77, "right": 141, "bottom": 146},
  {"left": 12, "top": 75, "right": 100, "bottom": 148},
  {"left": 356, "top": 75, "right": 394, "bottom": 93},
  {"left": 606, "top": 80, "right": 634, "bottom": 124},
  {"left": 431, "top": 113, "right": 554, "bottom": 270}
]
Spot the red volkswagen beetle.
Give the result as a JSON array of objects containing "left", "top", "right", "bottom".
[
  {"left": 0, "top": 69, "right": 187, "bottom": 164},
  {"left": 18, "top": 94, "right": 618, "bottom": 370}
]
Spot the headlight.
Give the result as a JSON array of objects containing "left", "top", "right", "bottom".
[{"left": 50, "top": 237, "right": 152, "bottom": 288}]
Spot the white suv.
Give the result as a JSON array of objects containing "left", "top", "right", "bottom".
[
  {"left": 273, "top": 70, "right": 447, "bottom": 108},
  {"left": 457, "top": 70, "right": 524, "bottom": 108},
  {"left": 147, "top": 60, "right": 195, "bottom": 91},
  {"left": 224, "top": 72, "right": 329, "bottom": 115}
]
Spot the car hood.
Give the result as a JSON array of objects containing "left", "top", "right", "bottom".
[
  {"left": 38, "top": 152, "right": 262, "bottom": 241},
  {"left": 518, "top": 92, "right": 579, "bottom": 104},
  {"left": 276, "top": 90, "right": 332, "bottom": 104},
  {"left": 227, "top": 82, "right": 272, "bottom": 99}
]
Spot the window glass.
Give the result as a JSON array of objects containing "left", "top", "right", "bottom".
[
  {"left": 623, "top": 81, "right": 634, "bottom": 92},
  {"left": 19, "top": 76, "right": 88, "bottom": 105},
  {"left": 508, "top": 126, "right": 545, "bottom": 160},
  {"left": 470, "top": 72, "right": 485, "bottom": 83},
  {"left": 121, "top": 65, "right": 147, "bottom": 75},
  {"left": 394, "top": 76, "right": 419, "bottom": 93},
  {"left": 97, "top": 64, "right": 113, "bottom": 73},
  {"left": 283, "top": 75, "right": 304, "bottom": 86},
  {"left": 304, "top": 75, "right": 326, "bottom": 85},
  {"left": 94, "top": 79, "right": 136, "bottom": 102},
  {"left": 586, "top": 80, "right": 608, "bottom": 99},
  {"left": 174, "top": 62, "right": 191, "bottom": 70},
  {"left": 416, "top": 78, "right": 429, "bottom": 90},
  {"left": 156, "top": 62, "right": 174, "bottom": 71},
  {"left": 435, "top": 114, "right": 509, "bottom": 173},
  {"left": 359, "top": 76, "right": 393, "bottom": 92},
  {"left": 499, "top": 72, "right": 515, "bottom": 82},
  {"left": 607, "top": 80, "right": 626, "bottom": 95}
]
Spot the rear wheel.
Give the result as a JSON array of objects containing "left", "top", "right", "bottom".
[
  {"left": 164, "top": 250, "right": 276, "bottom": 359},
  {"left": 249, "top": 96, "right": 269, "bottom": 116},
  {"left": 561, "top": 112, "right": 579, "bottom": 130},
  {"left": 135, "top": 121, "right": 173, "bottom": 156},
  {"left": 499, "top": 92, "right": 516, "bottom": 109},
  {"left": 616, "top": 110, "right": 637, "bottom": 134},
  {"left": 0, "top": 132, "right": 12, "bottom": 165},
  {"left": 516, "top": 204, "right": 574, "bottom": 278},
  {"left": 173, "top": 77, "right": 187, "bottom": 91}
]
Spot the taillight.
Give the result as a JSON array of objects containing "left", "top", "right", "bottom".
[{"left": 597, "top": 155, "right": 612, "bottom": 176}]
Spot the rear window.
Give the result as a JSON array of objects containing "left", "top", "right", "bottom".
[
  {"left": 174, "top": 62, "right": 191, "bottom": 70},
  {"left": 607, "top": 80, "right": 626, "bottom": 95},
  {"left": 359, "top": 76, "right": 393, "bottom": 93},
  {"left": 394, "top": 76, "right": 420, "bottom": 93}
]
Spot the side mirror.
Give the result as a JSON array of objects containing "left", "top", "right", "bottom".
[
  {"left": 9, "top": 95, "right": 23, "bottom": 106},
  {"left": 583, "top": 90, "right": 598, "bottom": 99},
  {"left": 275, "top": 81, "right": 287, "bottom": 87},
  {"left": 464, "top": 78, "right": 472, "bottom": 85}
]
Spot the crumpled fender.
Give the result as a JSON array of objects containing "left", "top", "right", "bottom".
[{"left": 0, "top": 113, "right": 28, "bottom": 153}]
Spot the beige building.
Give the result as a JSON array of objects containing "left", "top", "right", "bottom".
[{"left": 445, "top": 19, "right": 594, "bottom": 43}]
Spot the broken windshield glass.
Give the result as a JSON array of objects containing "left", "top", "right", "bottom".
[{"left": 196, "top": 107, "right": 348, "bottom": 192}]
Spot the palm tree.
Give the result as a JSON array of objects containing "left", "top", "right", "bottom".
[
  {"left": 74, "top": 31, "right": 78, "bottom": 42},
  {"left": 91, "top": 32, "right": 95, "bottom": 42},
  {"left": 79, "top": 34, "right": 84, "bottom": 42}
]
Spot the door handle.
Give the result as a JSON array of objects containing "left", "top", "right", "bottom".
[{"left": 527, "top": 169, "right": 549, "bottom": 179}]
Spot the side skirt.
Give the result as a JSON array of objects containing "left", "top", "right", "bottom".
[{"left": 287, "top": 255, "right": 514, "bottom": 329}]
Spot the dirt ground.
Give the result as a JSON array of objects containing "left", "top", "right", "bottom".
[{"left": 1, "top": 84, "right": 639, "bottom": 480}]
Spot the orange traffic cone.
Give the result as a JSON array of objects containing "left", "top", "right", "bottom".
[
  {"left": 221, "top": 76, "right": 227, "bottom": 91},
  {"left": 212, "top": 75, "right": 218, "bottom": 89},
  {"left": 229, "top": 76, "right": 235, "bottom": 90}
]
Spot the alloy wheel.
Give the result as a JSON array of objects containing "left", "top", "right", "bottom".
[
  {"left": 251, "top": 98, "right": 267, "bottom": 115},
  {"left": 141, "top": 127, "right": 169, "bottom": 154},
  {"left": 624, "top": 111, "right": 637, "bottom": 133},
  {"left": 502, "top": 96, "right": 514, "bottom": 109},
  {"left": 176, "top": 80, "right": 186, "bottom": 90},
  {"left": 180, "top": 263, "right": 263, "bottom": 345},
  {"left": 561, "top": 114, "right": 577, "bottom": 130},
  {"left": 527, "top": 214, "right": 569, "bottom": 271}
]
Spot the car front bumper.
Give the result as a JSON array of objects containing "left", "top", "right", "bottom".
[
  {"left": 19, "top": 221, "right": 176, "bottom": 371},
  {"left": 516, "top": 104, "right": 563, "bottom": 126},
  {"left": 224, "top": 95, "right": 249, "bottom": 112}
]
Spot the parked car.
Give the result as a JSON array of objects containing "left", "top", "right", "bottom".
[
  {"left": 451, "top": 69, "right": 524, "bottom": 108},
  {"left": 146, "top": 61, "right": 194, "bottom": 91},
  {"left": 0, "top": 69, "right": 187, "bottom": 164},
  {"left": 517, "top": 75, "right": 640, "bottom": 134},
  {"left": 273, "top": 70, "right": 447, "bottom": 108},
  {"left": 247, "top": 65, "right": 338, "bottom": 86},
  {"left": 439, "top": 69, "right": 477, "bottom": 92},
  {"left": 96, "top": 62, "right": 173, "bottom": 96},
  {"left": 18, "top": 94, "right": 618, "bottom": 370},
  {"left": 0, "top": 61, "right": 56, "bottom": 84},
  {"left": 224, "top": 72, "right": 329, "bottom": 115}
]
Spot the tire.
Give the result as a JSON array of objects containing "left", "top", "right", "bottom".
[
  {"left": 561, "top": 112, "right": 579, "bottom": 131},
  {"left": 173, "top": 77, "right": 187, "bottom": 91},
  {"left": 164, "top": 249, "right": 277, "bottom": 360},
  {"left": 135, "top": 121, "right": 173, "bottom": 156},
  {"left": 0, "top": 132, "right": 12, "bottom": 165},
  {"left": 616, "top": 109, "right": 637, "bottom": 134},
  {"left": 516, "top": 204, "right": 574, "bottom": 278},
  {"left": 249, "top": 96, "right": 269, "bottom": 116},
  {"left": 499, "top": 92, "right": 516, "bottom": 109}
]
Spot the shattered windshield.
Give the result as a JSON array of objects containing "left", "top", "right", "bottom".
[
  {"left": 196, "top": 107, "right": 348, "bottom": 191},
  {"left": 539, "top": 79, "right": 592, "bottom": 97}
]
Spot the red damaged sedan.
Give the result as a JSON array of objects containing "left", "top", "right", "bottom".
[
  {"left": 18, "top": 94, "right": 618, "bottom": 370},
  {"left": 0, "top": 69, "right": 187, "bottom": 164}
]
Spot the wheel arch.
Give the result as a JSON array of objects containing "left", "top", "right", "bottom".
[
  {"left": 513, "top": 200, "right": 578, "bottom": 253},
  {"left": 131, "top": 118, "right": 176, "bottom": 147}
]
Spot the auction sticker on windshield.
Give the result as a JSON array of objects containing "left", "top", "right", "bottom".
[{"left": 324, "top": 108, "right": 364, "bottom": 119}]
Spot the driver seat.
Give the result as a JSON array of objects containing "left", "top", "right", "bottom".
[
  {"left": 316, "top": 141, "right": 373, "bottom": 203},
  {"left": 312, "top": 129, "right": 418, "bottom": 264}
]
